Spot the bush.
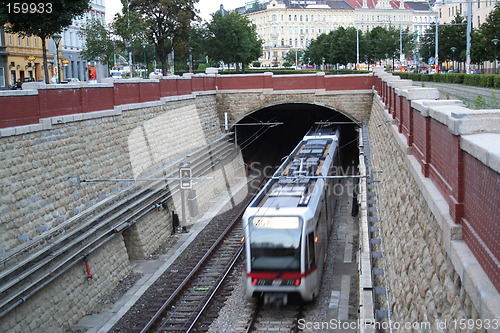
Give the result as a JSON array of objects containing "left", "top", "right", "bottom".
[
  {"left": 282, "top": 62, "right": 293, "bottom": 68},
  {"left": 197, "top": 63, "right": 207, "bottom": 73},
  {"left": 495, "top": 75, "right": 500, "bottom": 88},
  {"left": 480, "top": 74, "right": 495, "bottom": 87},
  {"left": 252, "top": 61, "right": 261, "bottom": 67},
  {"left": 445, "top": 73, "right": 465, "bottom": 84}
]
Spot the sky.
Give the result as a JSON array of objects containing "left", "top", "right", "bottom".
[{"left": 105, "top": 0, "right": 251, "bottom": 23}]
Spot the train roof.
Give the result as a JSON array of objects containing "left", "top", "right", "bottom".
[{"left": 249, "top": 127, "right": 339, "bottom": 211}]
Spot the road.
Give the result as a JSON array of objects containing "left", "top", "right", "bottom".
[{"left": 412, "top": 81, "right": 499, "bottom": 109}]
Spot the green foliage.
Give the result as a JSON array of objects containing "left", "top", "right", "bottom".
[
  {"left": 197, "top": 63, "right": 206, "bottom": 72},
  {"left": 473, "top": 3, "right": 500, "bottom": 64},
  {"left": 479, "top": 75, "right": 496, "bottom": 87},
  {"left": 79, "top": 16, "right": 114, "bottom": 67},
  {"left": 393, "top": 72, "right": 500, "bottom": 88},
  {"left": 252, "top": 62, "right": 261, "bottom": 67},
  {"left": 204, "top": 11, "right": 263, "bottom": 72},
  {"left": 130, "top": 0, "right": 198, "bottom": 74}
]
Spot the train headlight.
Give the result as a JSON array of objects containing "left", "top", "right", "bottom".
[
  {"left": 294, "top": 279, "right": 301, "bottom": 286},
  {"left": 252, "top": 278, "right": 258, "bottom": 285}
]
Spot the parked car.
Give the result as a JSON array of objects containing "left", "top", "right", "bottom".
[
  {"left": 66, "top": 78, "right": 80, "bottom": 82},
  {"left": 9, "top": 77, "right": 35, "bottom": 90}
]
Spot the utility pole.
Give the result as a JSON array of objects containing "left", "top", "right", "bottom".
[{"left": 465, "top": 0, "right": 472, "bottom": 74}]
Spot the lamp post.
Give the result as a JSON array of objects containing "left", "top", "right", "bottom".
[
  {"left": 52, "top": 33, "right": 62, "bottom": 83},
  {"left": 451, "top": 47, "right": 457, "bottom": 72},
  {"left": 141, "top": 42, "right": 148, "bottom": 78},
  {"left": 492, "top": 38, "right": 499, "bottom": 74},
  {"left": 188, "top": 47, "right": 193, "bottom": 73}
]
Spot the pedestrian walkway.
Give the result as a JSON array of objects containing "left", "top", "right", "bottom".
[{"left": 328, "top": 186, "right": 358, "bottom": 333}]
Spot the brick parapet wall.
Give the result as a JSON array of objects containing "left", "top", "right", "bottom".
[
  {"left": 0, "top": 73, "right": 374, "bottom": 132},
  {"left": 373, "top": 68, "right": 499, "bottom": 318}
]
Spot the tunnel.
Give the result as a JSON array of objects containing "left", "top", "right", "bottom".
[{"left": 234, "top": 103, "right": 360, "bottom": 175}]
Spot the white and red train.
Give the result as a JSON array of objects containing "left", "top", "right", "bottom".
[{"left": 243, "top": 126, "right": 341, "bottom": 305}]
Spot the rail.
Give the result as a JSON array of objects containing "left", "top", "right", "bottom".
[{"left": 0, "top": 133, "right": 239, "bottom": 319}]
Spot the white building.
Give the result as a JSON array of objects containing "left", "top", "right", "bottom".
[
  {"left": 61, "top": 0, "right": 107, "bottom": 82},
  {"left": 238, "top": 0, "right": 435, "bottom": 66}
]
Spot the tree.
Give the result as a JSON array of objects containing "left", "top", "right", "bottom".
[
  {"left": 130, "top": 0, "right": 198, "bottom": 75},
  {"left": 204, "top": 10, "right": 263, "bottom": 72},
  {"left": 0, "top": 0, "right": 90, "bottom": 83},
  {"left": 473, "top": 3, "right": 500, "bottom": 65},
  {"left": 284, "top": 49, "right": 304, "bottom": 66},
  {"left": 79, "top": 16, "right": 115, "bottom": 69}
]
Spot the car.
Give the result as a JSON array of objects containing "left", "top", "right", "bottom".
[
  {"left": 448, "top": 69, "right": 459, "bottom": 73},
  {"left": 66, "top": 78, "right": 80, "bottom": 82},
  {"left": 9, "top": 77, "right": 35, "bottom": 90}
]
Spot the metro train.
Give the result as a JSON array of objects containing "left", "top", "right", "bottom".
[{"left": 242, "top": 126, "right": 341, "bottom": 305}]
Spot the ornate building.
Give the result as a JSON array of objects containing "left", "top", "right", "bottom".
[
  {"left": 2, "top": 27, "right": 58, "bottom": 87},
  {"left": 238, "top": 0, "right": 435, "bottom": 66}
]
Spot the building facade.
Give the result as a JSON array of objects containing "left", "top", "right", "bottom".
[
  {"left": 62, "top": 0, "right": 107, "bottom": 82},
  {"left": 438, "top": 0, "right": 497, "bottom": 28},
  {"left": 2, "top": 28, "right": 58, "bottom": 86},
  {"left": 239, "top": 0, "right": 435, "bottom": 66},
  {"left": 0, "top": 26, "right": 8, "bottom": 89}
]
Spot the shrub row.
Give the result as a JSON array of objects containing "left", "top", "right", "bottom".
[{"left": 392, "top": 72, "right": 500, "bottom": 88}]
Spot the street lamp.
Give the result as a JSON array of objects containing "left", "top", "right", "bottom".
[
  {"left": 188, "top": 47, "right": 193, "bottom": 73},
  {"left": 52, "top": 33, "right": 62, "bottom": 83},
  {"left": 450, "top": 47, "right": 457, "bottom": 72},
  {"left": 141, "top": 42, "right": 148, "bottom": 78},
  {"left": 492, "top": 39, "right": 499, "bottom": 74}
]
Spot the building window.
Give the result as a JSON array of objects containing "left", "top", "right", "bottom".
[
  {"left": 0, "top": 67, "right": 5, "bottom": 88},
  {"left": 306, "top": 15, "right": 308, "bottom": 21},
  {"left": 294, "top": 15, "right": 297, "bottom": 21},
  {"left": 18, "top": 36, "right": 21, "bottom": 46},
  {"left": 311, "top": 15, "right": 314, "bottom": 21},
  {"left": 289, "top": 15, "right": 292, "bottom": 21},
  {"left": 289, "top": 38, "right": 292, "bottom": 46},
  {"left": 477, "top": 0, "right": 480, "bottom": 8},
  {"left": 300, "top": 15, "right": 303, "bottom": 21},
  {"left": 34, "top": 36, "right": 37, "bottom": 47},
  {"left": 318, "top": 28, "right": 322, "bottom": 34},
  {"left": 26, "top": 37, "right": 30, "bottom": 47},
  {"left": 272, "top": 14, "right": 276, "bottom": 21},
  {"left": 281, "top": 38, "right": 285, "bottom": 46},
  {"left": 8, "top": 34, "right": 12, "bottom": 45}
]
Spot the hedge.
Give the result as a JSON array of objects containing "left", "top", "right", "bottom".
[{"left": 392, "top": 72, "right": 500, "bottom": 88}]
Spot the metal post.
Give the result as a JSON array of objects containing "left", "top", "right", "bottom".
[
  {"left": 435, "top": 12, "right": 439, "bottom": 74},
  {"left": 466, "top": 0, "right": 472, "bottom": 74},
  {"left": 181, "top": 189, "right": 186, "bottom": 227},
  {"left": 356, "top": 23, "right": 360, "bottom": 69},
  {"left": 492, "top": 39, "right": 499, "bottom": 74}
]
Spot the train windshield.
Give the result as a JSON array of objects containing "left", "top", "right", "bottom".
[{"left": 249, "top": 216, "right": 302, "bottom": 272}]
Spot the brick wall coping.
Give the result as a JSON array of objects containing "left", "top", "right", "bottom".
[
  {"left": 381, "top": 75, "right": 401, "bottom": 83},
  {"left": 396, "top": 86, "right": 440, "bottom": 100},
  {"left": 387, "top": 79, "right": 413, "bottom": 88},
  {"left": 102, "top": 78, "right": 161, "bottom": 83},
  {"left": 0, "top": 89, "right": 38, "bottom": 96},
  {"left": 430, "top": 105, "right": 500, "bottom": 135},
  {"left": 411, "top": 99, "right": 465, "bottom": 116},
  {"left": 461, "top": 133, "right": 500, "bottom": 172}
]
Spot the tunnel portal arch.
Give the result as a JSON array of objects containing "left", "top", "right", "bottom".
[{"left": 233, "top": 101, "right": 361, "bottom": 171}]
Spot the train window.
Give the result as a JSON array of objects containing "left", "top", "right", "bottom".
[{"left": 306, "top": 233, "right": 316, "bottom": 270}]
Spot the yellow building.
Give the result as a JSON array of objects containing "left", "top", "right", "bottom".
[{"left": 3, "top": 26, "right": 61, "bottom": 86}]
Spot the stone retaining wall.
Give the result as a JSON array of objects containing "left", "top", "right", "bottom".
[{"left": 0, "top": 234, "right": 129, "bottom": 332}]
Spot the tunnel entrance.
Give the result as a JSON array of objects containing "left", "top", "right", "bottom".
[{"left": 234, "top": 103, "right": 360, "bottom": 174}]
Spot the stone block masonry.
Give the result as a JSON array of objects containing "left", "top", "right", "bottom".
[
  {"left": 0, "top": 234, "right": 129, "bottom": 333},
  {"left": 370, "top": 68, "right": 499, "bottom": 330}
]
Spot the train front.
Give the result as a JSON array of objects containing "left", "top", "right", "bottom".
[{"left": 242, "top": 209, "right": 314, "bottom": 305}]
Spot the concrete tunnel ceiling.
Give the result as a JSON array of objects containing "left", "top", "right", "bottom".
[{"left": 234, "top": 103, "right": 360, "bottom": 169}]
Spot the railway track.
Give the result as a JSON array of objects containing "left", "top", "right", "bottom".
[
  {"left": 139, "top": 203, "right": 246, "bottom": 332},
  {"left": 0, "top": 135, "right": 236, "bottom": 319},
  {"left": 244, "top": 300, "right": 305, "bottom": 333}
]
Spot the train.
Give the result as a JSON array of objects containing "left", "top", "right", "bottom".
[{"left": 242, "top": 126, "right": 341, "bottom": 305}]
